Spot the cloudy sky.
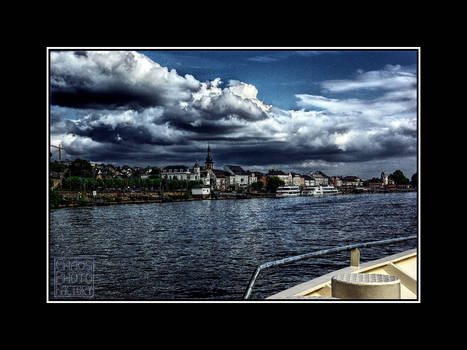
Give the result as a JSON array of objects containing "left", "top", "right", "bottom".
[{"left": 49, "top": 49, "right": 418, "bottom": 179}]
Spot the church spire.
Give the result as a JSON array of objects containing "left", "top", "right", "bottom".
[{"left": 205, "top": 143, "right": 214, "bottom": 169}]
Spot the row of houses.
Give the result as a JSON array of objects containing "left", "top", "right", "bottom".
[
  {"left": 159, "top": 145, "right": 254, "bottom": 191},
  {"left": 160, "top": 163, "right": 258, "bottom": 191},
  {"left": 79, "top": 146, "right": 395, "bottom": 191},
  {"left": 160, "top": 161, "right": 376, "bottom": 192},
  {"left": 91, "top": 163, "right": 161, "bottom": 180}
]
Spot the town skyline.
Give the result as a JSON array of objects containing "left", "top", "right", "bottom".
[
  {"left": 49, "top": 48, "right": 418, "bottom": 180},
  {"left": 50, "top": 147, "right": 416, "bottom": 183}
]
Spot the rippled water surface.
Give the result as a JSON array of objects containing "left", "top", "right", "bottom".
[{"left": 49, "top": 192, "right": 418, "bottom": 300}]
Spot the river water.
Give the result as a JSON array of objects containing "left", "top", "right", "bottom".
[{"left": 49, "top": 192, "right": 418, "bottom": 300}]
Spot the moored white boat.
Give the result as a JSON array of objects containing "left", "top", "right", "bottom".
[
  {"left": 276, "top": 186, "right": 300, "bottom": 197},
  {"left": 301, "top": 185, "right": 339, "bottom": 196},
  {"left": 300, "top": 187, "right": 315, "bottom": 196}
]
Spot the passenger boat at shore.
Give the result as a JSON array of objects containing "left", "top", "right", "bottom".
[
  {"left": 243, "top": 235, "right": 417, "bottom": 300},
  {"left": 301, "top": 185, "right": 339, "bottom": 196},
  {"left": 276, "top": 186, "right": 300, "bottom": 197}
]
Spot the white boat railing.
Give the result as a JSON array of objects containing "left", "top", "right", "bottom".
[{"left": 243, "top": 235, "right": 417, "bottom": 299}]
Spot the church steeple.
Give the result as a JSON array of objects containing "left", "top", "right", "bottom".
[{"left": 205, "top": 143, "right": 214, "bottom": 170}]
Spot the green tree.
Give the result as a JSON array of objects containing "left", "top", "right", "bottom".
[
  {"left": 389, "top": 170, "right": 410, "bottom": 185},
  {"left": 49, "top": 189, "right": 63, "bottom": 208},
  {"left": 62, "top": 176, "right": 82, "bottom": 191},
  {"left": 187, "top": 180, "right": 202, "bottom": 189},
  {"left": 251, "top": 181, "right": 264, "bottom": 192},
  {"left": 96, "top": 178, "right": 105, "bottom": 189},
  {"left": 85, "top": 177, "right": 97, "bottom": 191},
  {"left": 266, "top": 176, "right": 285, "bottom": 193},
  {"left": 114, "top": 178, "right": 125, "bottom": 189},
  {"left": 69, "top": 159, "right": 93, "bottom": 178},
  {"left": 50, "top": 161, "right": 66, "bottom": 173},
  {"left": 149, "top": 178, "right": 162, "bottom": 190},
  {"left": 103, "top": 178, "right": 112, "bottom": 189},
  {"left": 149, "top": 168, "right": 161, "bottom": 179},
  {"left": 129, "top": 177, "right": 142, "bottom": 189},
  {"left": 105, "top": 178, "right": 122, "bottom": 189},
  {"left": 168, "top": 178, "right": 184, "bottom": 190},
  {"left": 411, "top": 172, "right": 417, "bottom": 188}
]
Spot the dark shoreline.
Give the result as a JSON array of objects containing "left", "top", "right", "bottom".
[{"left": 50, "top": 188, "right": 416, "bottom": 209}]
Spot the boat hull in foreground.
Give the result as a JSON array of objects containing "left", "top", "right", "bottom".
[{"left": 267, "top": 249, "right": 417, "bottom": 300}]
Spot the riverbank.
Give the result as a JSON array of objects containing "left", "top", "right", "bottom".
[
  {"left": 50, "top": 188, "right": 416, "bottom": 209},
  {"left": 51, "top": 190, "right": 276, "bottom": 208}
]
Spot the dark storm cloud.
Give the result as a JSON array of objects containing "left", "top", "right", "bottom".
[
  {"left": 50, "top": 50, "right": 201, "bottom": 110},
  {"left": 165, "top": 118, "right": 243, "bottom": 135},
  {"left": 157, "top": 102, "right": 264, "bottom": 137},
  {"left": 50, "top": 51, "right": 270, "bottom": 145},
  {"left": 370, "top": 128, "right": 417, "bottom": 158},
  {"left": 62, "top": 105, "right": 256, "bottom": 148},
  {"left": 209, "top": 131, "right": 416, "bottom": 167},
  {"left": 72, "top": 119, "right": 156, "bottom": 145},
  {"left": 50, "top": 86, "right": 167, "bottom": 111},
  {"left": 214, "top": 142, "right": 345, "bottom": 166},
  {"left": 49, "top": 53, "right": 417, "bottom": 174},
  {"left": 66, "top": 109, "right": 183, "bottom": 146},
  {"left": 187, "top": 135, "right": 273, "bottom": 143},
  {"left": 73, "top": 51, "right": 88, "bottom": 58},
  {"left": 52, "top": 105, "right": 416, "bottom": 168},
  {"left": 64, "top": 144, "right": 156, "bottom": 165}
]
